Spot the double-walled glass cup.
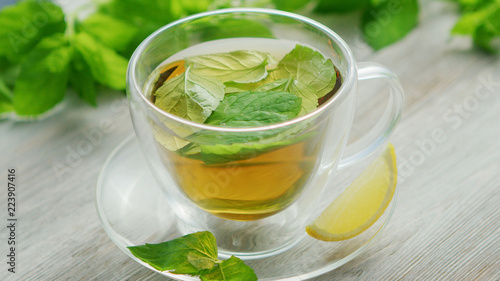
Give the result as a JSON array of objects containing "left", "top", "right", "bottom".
[{"left": 127, "top": 8, "right": 404, "bottom": 259}]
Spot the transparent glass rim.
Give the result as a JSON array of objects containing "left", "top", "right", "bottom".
[{"left": 128, "top": 7, "right": 356, "bottom": 133}]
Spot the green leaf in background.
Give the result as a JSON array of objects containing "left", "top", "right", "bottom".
[
  {"left": 474, "top": 22, "right": 499, "bottom": 53},
  {"left": 205, "top": 91, "right": 301, "bottom": 127},
  {"left": 186, "top": 51, "right": 274, "bottom": 83},
  {"left": 72, "top": 32, "right": 128, "bottom": 90},
  {"left": 200, "top": 256, "right": 258, "bottom": 281},
  {"left": 200, "top": 18, "right": 274, "bottom": 41},
  {"left": 98, "top": 0, "right": 176, "bottom": 28},
  {"left": 154, "top": 66, "right": 225, "bottom": 123},
  {"left": 128, "top": 231, "right": 218, "bottom": 275},
  {"left": 0, "top": 56, "right": 19, "bottom": 88},
  {"left": 69, "top": 49, "right": 97, "bottom": 106},
  {"left": 272, "top": 0, "right": 310, "bottom": 12},
  {"left": 81, "top": 13, "right": 139, "bottom": 54},
  {"left": 0, "top": 0, "right": 66, "bottom": 61},
  {"left": 451, "top": 5, "right": 493, "bottom": 35},
  {"left": 13, "top": 34, "right": 72, "bottom": 116},
  {"left": 451, "top": 1, "right": 500, "bottom": 53},
  {"left": 314, "top": 0, "right": 370, "bottom": 13},
  {"left": 97, "top": 0, "right": 179, "bottom": 56},
  {"left": 0, "top": 77, "right": 13, "bottom": 114},
  {"left": 361, "top": 0, "right": 419, "bottom": 50}
]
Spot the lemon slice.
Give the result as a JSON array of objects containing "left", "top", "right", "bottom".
[{"left": 306, "top": 143, "right": 397, "bottom": 241}]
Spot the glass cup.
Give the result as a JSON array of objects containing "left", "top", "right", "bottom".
[{"left": 127, "top": 8, "right": 404, "bottom": 259}]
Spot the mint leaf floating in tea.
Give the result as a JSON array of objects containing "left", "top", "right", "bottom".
[
  {"left": 186, "top": 51, "right": 275, "bottom": 83},
  {"left": 200, "top": 256, "right": 258, "bottom": 281},
  {"left": 154, "top": 65, "right": 225, "bottom": 123},
  {"left": 272, "top": 44, "right": 337, "bottom": 114},
  {"left": 128, "top": 231, "right": 257, "bottom": 280},
  {"left": 224, "top": 45, "right": 337, "bottom": 115},
  {"left": 205, "top": 91, "right": 301, "bottom": 127}
]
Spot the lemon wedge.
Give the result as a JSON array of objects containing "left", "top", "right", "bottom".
[{"left": 306, "top": 143, "right": 397, "bottom": 241}]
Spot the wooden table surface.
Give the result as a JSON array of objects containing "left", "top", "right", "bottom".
[{"left": 1, "top": 1, "right": 499, "bottom": 280}]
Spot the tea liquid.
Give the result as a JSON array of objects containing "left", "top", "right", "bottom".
[{"left": 147, "top": 38, "right": 340, "bottom": 220}]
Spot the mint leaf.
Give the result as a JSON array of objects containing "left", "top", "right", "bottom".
[
  {"left": 0, "top": 77, "right": 13, "bottom": 115},
  {"left": 81, "top": 13, "right": 139, "bottom": 54},
  {"left": 13, "top": 34, "right": 71, "bottom": 116},
  {"left": 154, "top": 66, "right": 225, "bottom": 123},
  {"left": 205, "top": 91, "right": 301, "bottom": 127},
  {"left": 72, "top": 32, "right": 128, "bottom": 90},
  {"left": 200, "top": 138, "right": 294, "bottom": 165},
  {"left": 361, "top": 0, "right": 419, "bottom": 50},
  {"left": 451, "top": 2, "right": 500, "bottom": 53},
  {"left": 473, "top": 23, "right": 499, "bottom": 53},
  {"left": 186, "top": 51, "right": 274, "bottom": 83},
  {"left": 0, "top": 57, "right": 19, "bottom": 88},
  {"left": 451, "top": 5, "right": 493, "bottom": 35},
  {"left": 264, "top": 45, "right": 336, "bottom": 115},
  {"left": 272, "top": 0, "right": 310, "bottom": 12},
  {"left": 200, "top": 18, "right": 274, "bottom": 41},
  {"left": 314, "top": 0, "right": 370, "bottom": 13},
  {"left": 128, "top": 231, "right": 218, "bottom": 275},
  {"left": 200, "top": 256, "right": 258, "bottom": 281},
  {"left": 69, "top": 49, "right": 96, "bottom": 106},
  {"left": 173, "top": 0, "right": 212, "bottom": 17},
  {"left": 0, "top": 1, "right": 66, "bottom": 61},
  {"left": 98, "top": 0, "right": 177, "bottom": 28}
]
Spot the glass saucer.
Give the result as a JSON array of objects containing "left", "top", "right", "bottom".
[{"left": 96, "top": 135, "right": 396, "bottom": 280}]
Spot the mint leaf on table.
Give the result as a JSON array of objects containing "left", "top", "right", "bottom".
[
  {"left": 0, "top": 0, "right": 66, "bottom": 62},
  {"left": 361, "top": 0, "right": 419, "bottom": 50},
  {"left": 71, "top": 32, "right": 128, "bottom": 90},
  {"left": 13, "top": 34, "right": 72, "bottom": 116},
  {"left": 154, "top": 66, "right": 225, "bottom": 123},
  {"left": 200, "top": 256, "right": 258, "bottom": 281},
  {"left": 205, "top": 91, "right": 301, "bottom": 127},
  {"left": 128, "top": 231, "right": 218, "bottom": 275},
  {"left": 80, "top": 13, "right": 139, "bottom": 54},
  {"left": 186, "top": 51, "right": 275, "bottom": 83},
  {"left": 128, "top": 231, "right": 258, "bottom": 280}
]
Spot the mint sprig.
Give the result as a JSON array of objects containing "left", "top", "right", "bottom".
[
  {"left": 152, "top": 44, "right": 333, "bottom": 164},
  {"left": 128, "top": 231, "right": 258, "bottom": 281},
  {"left": 451, "top": 0, "right": 500, "bottom": 53}
]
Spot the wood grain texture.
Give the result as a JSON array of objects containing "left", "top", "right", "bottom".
[{"left": 1, "top": 0, "right": 499, "bottom": 280}]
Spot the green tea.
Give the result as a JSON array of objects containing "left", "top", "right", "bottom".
[{"left": 148, "top": 38, "right": 341, "bottom": 220}]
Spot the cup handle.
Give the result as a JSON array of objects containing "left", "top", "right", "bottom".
[{"left": 338, "top": 62, "right": 405, "bottom": 170}]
